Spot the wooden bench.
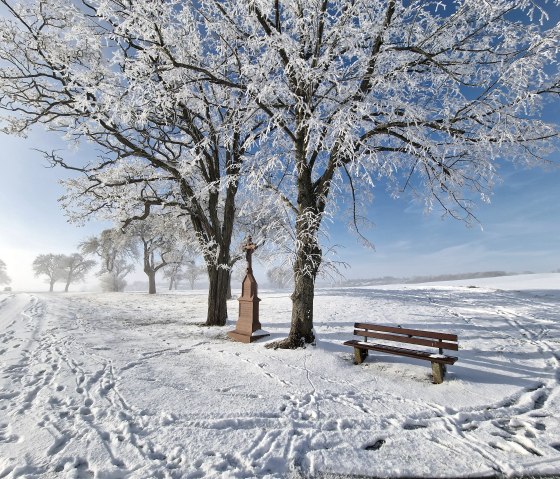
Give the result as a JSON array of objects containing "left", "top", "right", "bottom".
[{"left": 343, "top": 323, "right": 458, "bottom": 384}]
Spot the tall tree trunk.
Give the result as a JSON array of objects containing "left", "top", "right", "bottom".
[
  {"left": 190, "top": 137, "right": 238, "bottom": 327},
  {"left": 206, "top": 265, "right": 229, "bottom": 326},
  {"left": 273, "top": 234, "right": 321, "bottom": 348},
  {"left": 270, "top": 132, "right": 322, "bottom": 348},
  {"left": 169, "top": 277, "right": 174, "bottom": 291},
  {"left": 49, "top": 280, "right": 55, "bottom": 292},
  {"left": 148, "top": 270, "right": 156, "bottom": 294},
  {"left": 64, "top": 280, "right": 70, "bottom": 292}
]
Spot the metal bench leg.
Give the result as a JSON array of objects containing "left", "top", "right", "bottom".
[
  {"left": 431, "top": 362, "right": 445, "bottom": 384},
  {"left": 354, "top": 347, "right": 368, "bottom": 365}
]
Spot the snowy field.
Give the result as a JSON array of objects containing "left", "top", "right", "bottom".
[{"left": 1, "top": 274, "right": 560, "bottom": 478}]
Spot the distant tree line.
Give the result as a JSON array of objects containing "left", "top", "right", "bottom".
[
  {"left": 266, "top": 266, "right": 293, "bottom": 289},
  {"left": 31, "top": 212, "right": 207, "bottom": 293},
  {"left": 342, "top": 271, "right": 517, "bottom": 287}
]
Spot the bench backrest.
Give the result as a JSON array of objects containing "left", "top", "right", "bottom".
[{"left": 354, "top": 322, "right": 458, "bottom": 351}]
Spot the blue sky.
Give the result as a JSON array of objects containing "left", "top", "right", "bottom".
[
  {"left": 332, "top": 162, "right": 560, "bottom": 279},
  {"left": 1, "top": 125, "right": 559, "bottom": 291}
]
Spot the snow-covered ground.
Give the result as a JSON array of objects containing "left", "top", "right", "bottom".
[
  {"left": 409, "top": 273, "right": 560, "bottom": 291},
  {"left": 1, "top": 274, "right": 560, "bottom": 478}
]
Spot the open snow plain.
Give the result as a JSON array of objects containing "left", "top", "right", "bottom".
[{"left": 1, "top": 274, "right": 560, "bottom": 478}]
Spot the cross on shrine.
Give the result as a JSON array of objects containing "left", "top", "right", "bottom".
[
  {"left": 228, "top": 235, "right": 269, "bottom": 343},
  {"left": 243, "top": 236, "right": 257, "bottom": 272}
]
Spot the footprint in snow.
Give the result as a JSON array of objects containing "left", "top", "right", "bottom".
[
  {"left": 47, "top": 435, "right": 70, "bottom": 456},
  {"left": 80, "top": 406, "right": 93, "bottom": 416},
  {"left": 112, "top": 458, "right": 126, "bottom": 468},
  {"left": 0, "top": 422, "right": 20, "bottom": 443},
  {"left": 364, "top": 439, "right": 385, "bottom": 451}
]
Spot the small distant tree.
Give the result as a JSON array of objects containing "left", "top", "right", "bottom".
[
  {"left": 59, "top": 253, "right": 96, "bottom": 292},
  {"left": 123, "top": 214, "right": 188, "bottom": 294},
  {"left": 98, "top": 260, "right": 134, "bottom": 292},
  {"left": 0, "top": 259, "right": 11, "bottom": 286},
  {"left": 80, "top": 229, "right": 138, "bottom": 292},
  {"left": 32, "top": 254, "right": 64, "bottom": 292},
  {"left": 163, "top": 254, "right": 197, "bottom": 290},
  {"left": 163, "top": 261, "right": 184, "bottom": 291},
  {"left": 267, "top": 266, "right": 292, "bottom": 289},
  {"left": 184, "top": 262, "right": 206, "bottom": 290}
]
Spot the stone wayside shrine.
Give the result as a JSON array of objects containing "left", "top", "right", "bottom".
[{"left": 227, "top": 236, "right": 270, "bottom": 343}]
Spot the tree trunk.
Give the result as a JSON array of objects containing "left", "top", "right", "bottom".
[
  {"left": 226, "top": 270, "right": 232, "bottom": 300},
  {"left": 270, "top": 237, "right": 321, "bottom": 349},
  {"left": 206, "top": 266, "right": 229, "bottom": 326},
  {"left": 148, "top": 271, "right": 156, "bottom": 294},
  {"left": 49, "top": 280, "right": 55, "bottom": 292},
  {"left": 143, "top": 242, "right": 157, "bottom": 294},
  {"left": 189, "top": 143, "right": 237, "bottom": 326},
  {"left": 168, "top": 277, "right": 174, "bottom": 290},
  {"left": 288, "top": 272, "right": 316, "bottom": 346},
  {"left": 64, "top": 280, "right": 70, "bottom": 292},
  {"left": 268, "top": 131, "right": 322, "bottom": 348}
]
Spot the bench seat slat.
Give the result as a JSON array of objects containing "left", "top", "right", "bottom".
[
  {"left": 353, "top": 329, "right": 459, "bottom": 351},
  {"left": 343, "top": 340, "right": 458, "bottom": 365},
  {"left": 354, "top": 323, "right": 457, "bottom": 341}
]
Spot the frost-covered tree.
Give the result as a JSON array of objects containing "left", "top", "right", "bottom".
[
  {"left": 267, "top": 266, "right": 292, "bottom": 289},
  {"left": 0, "top": 0, "right": 274, "bottom": 326},
  {"left": 184, "top": 262, "right": 206, "bottom": 290},
  {"left": 163, "top": 259, "right": 187, "bottom": 291},
  {"left": 98, "top": 260, "right": 134, "bottom": 292},
  {"left": 58, "top": 253, "right": 96, "bottom": 292},
  {"left": 122, "top": 213, "right": 190, "bottom": 294},
  {"left": 80, "top": 229, "right": 138, "bottom": 292},
  {"left": 0, "top": 259, "right": 11, "bottom": 285},
  {"left": 32, "top": 253, "right": 64, "bottom": 292},
  {"left": 163, "top": 257, "right": 204, "bottom": 290},
  {"left": 205, "top": 0, "right": 560, "bottom": 348}
]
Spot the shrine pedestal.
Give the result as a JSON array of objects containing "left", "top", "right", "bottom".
[{"left": 228, "top": 271, "right": 269, "bottom": 343}]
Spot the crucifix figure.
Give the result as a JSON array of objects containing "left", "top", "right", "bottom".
[{"left": 243, "top": 236, "right": 258, "bottom": 273}]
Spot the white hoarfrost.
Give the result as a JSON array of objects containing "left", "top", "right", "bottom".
[{"left": 1, "top": 274, "right": 560, "bottom": 478}]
